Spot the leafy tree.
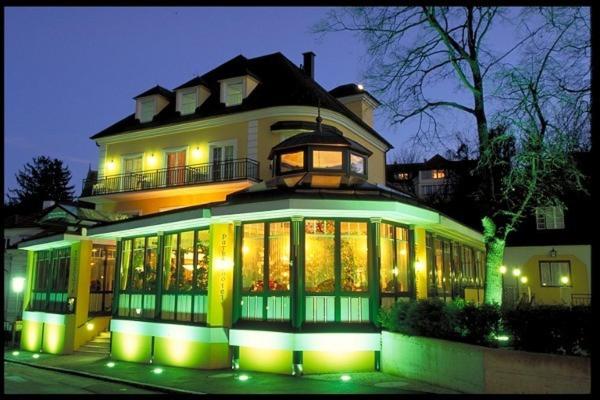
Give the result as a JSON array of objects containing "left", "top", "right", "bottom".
[
  {"left": 7, "top": 156, "right": 75, "bottom": 215},
  {"left": 316, "top": 7, "right": 590, "bottom": 304}
]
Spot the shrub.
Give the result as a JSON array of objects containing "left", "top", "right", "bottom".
[
  {"left": 455, "top": 302, "right": 501, "bottom": 346},
  {"left": 502, "top": 304, "right": 591, "bottom": 356}
]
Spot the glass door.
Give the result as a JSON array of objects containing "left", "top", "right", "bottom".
[
  {"left": 89, "top": 245, "right": 116, "bottom": 315},
  {"left": 210, "top": 144, "right": 235, "bottom": 181},
  {"left": 166, "top": 150, "right": 186, "bottom": 186},
  {"left": 122, "top": 156, "right": 143, "bottom": 191}
]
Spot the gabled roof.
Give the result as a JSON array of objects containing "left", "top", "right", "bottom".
[
  {"left": 133, "top": 85, "right": 174, "bottom": 100},
  {"left": 90, "top": 52, "right": 393, "bottom": 149},
  {"left": 173, "top": 76, "right": 210, "bottom": 91}
]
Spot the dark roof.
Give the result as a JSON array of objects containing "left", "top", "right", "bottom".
[
  {"left": 133, "top": 85, "right": 175, "bottom": 100},
  {"left": 269, "top": 126, "right": 372, "bottom": 159},
  {"left": 90, "top": 52, "right": 393, "bottom": 149},
  {"left": 173, "top": 76, "right": 210, "bottom": 91},
  {"left": 329, "top": 83, "right": 381, "bottom": 105},
  {"left": 387, "top": 154, "right": 477, "bottom": 174}
]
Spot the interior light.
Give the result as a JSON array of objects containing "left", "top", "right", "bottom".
[
  {"left": 135, "top": 308, "right": 142, "bottom": 315},
  {"left": 414, "top": 260, "right": 424, "bottom": 272},
  {"left": 392, "top": 267, "right": 399, "bottom": 276},
  {"left": 242, "top": 245, "right": 249, "bottom": 254},
  {"left": 238, "top": 374, "right": 249, "bottom": 381},
  {"left": 341, "top": 374, "right": 351, "bottom": 382}
]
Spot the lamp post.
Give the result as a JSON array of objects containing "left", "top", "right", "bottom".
[
  {"left": 512, "top": 268, "right": 521, "bottom": 304},
  {"left": 560, "top": 276, "right": 570, "bottom": 305},
  {"left": 520, "top": 276, "right": 530, "bottom": 303},
  {"left": 11, "top": 276, "right": 26, "bottom": 348}
]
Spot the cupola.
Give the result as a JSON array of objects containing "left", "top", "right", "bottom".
[{"left": 267, "top": 112, "right": 372, "bottom": 189}]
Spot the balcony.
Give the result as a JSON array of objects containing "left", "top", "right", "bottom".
[{"left": 82, "top": 158, "right": 260, "bottom": 197}]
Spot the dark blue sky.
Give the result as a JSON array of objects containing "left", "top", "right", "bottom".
[{"left": 5, "top": 7, "right": 471, "bottom": 198}]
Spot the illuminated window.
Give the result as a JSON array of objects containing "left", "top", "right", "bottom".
[
  {"left": 350, "top": 154, "right": 366, "bottom": 175},
  {"left": 195, "top": 230, "right": 210, "bottom": 291},
  {"left": 280, "top": 151, "right": 304, "bottom": 173},
  {"left": 432, "top": 169, "right": 446, "bottom": 179},
  {"left": 341, "top": 222, "right": 368, "bottom": 292},
  {"left": 180, "top": 89, "right": 197, "bottom": 115},
  {"left": 396, "top": 172, "right": 410, "bottom": 180},
  {"left": 380, "top": 224, "right": 409, "bottom": 295},
  {"left": 536, "top": 206, "right": 565, "bottom": 230},
  {"left": 242, "top": 223, "right": 265, "bottom": 292},
  {"left": 178, "top": 231, "right": 194, "bottom": 291},
  {"left": 305, "top": 219, "right": 336, "bottom": 292},
  {"left": 140, "top": 98, "right": 155, "bottom": 122},
  {"left": 89, "top": 245, "right": 116, "bottom": 314},
  {"left": 120, "top": 240, "right": 132, "bottom": 291},
  {"left": 539, "top": 261, "right": 571, "bottom": 287},
  {"left": 312, "top": 150, "right": 342, "bottom": 170},
  {"left": 163, "top": 234, "right": 178, "bottom": 292},
  {"left": 269, "top": 222, "right": 291, "bottom": 291},
  {"left": 31, "top": 247, "right": 71, "bottom": 313},
  {"left": 225, "top": 79, "right": 244, "bottom": 106},
  {"left": 131, "top": 238, "right": 146, "bottom": 291}
]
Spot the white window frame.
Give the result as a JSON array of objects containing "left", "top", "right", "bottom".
[
  {"left": 208, "top": 139, "right": 237, "bottom": 163},
  {"left": 220, "top": 77, "right": 245, "bottom": 106},
  {"left": 178, "top": 87, "right": 198, "bottom": 115},
  {"left": 139, "top": 98, "right": 156, "bottom": 123},
  {"left": 535, "top": 206, "right": 565, "bottom": 230}
]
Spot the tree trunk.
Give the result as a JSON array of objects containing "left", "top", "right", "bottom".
[{"left": 483, "top": 235, "right": 505, "bottom": 305}]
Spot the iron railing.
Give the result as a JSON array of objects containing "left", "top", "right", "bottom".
[
  {"left": 571, "top": 293, "right": 591, "bottom": 306},
  {"left": 82, "top": 158, "right": 260, "bottom": 196}
]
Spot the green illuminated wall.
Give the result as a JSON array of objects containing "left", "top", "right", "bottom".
[
  {"left": 111, "top": 331, "right": 152, "bottom": 363},
  {"left": 303, "top": 350, "right": 375, "bottom": 374},
  {"left": 42, "top": 323, "right": 67, "bottom": 354},
  {"left": 20, "top": 320, "right": 43, "bottom": 352},
  {"left": 239, "top": 346, "right": 293, "bottom": 374}
]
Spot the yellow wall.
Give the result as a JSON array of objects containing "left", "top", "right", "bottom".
[
  {"left": 413, "top": 227, "right": 428, "bottom": 299},
  {"left": 207, "top": 223, "right": 235, "bottom": 327},
  {"left": 153, "top": 338, "right": 229, "bottom": 369},
  {"left": 517, "top": 254, "right": 589, "bottom": 305},
  {"left": 20, "top": 320, "right": 43, "bottom": 352},
  {"left": 239, "top": 346, "right": 292, "bottom": 374},
  {"left": 303, "top": 350, "right": 375, "bottom": 374}
]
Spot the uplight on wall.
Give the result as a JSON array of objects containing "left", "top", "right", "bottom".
[
  {"left": 520, "top": 276, "right": 528, "bottom": 284},
  {"left": 414, "top": 259, "right": 424, "bottom": 272},
  {"left": 106, "top": 159, "right": 116, "bottom": 171},
  {"left": 192, "top": 146, "right": 202, "bottom": 159},
  {"left": 560, "top": 276, "right": 570, "bottom": 285}
]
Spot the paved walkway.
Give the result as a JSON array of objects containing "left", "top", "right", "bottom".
[{"left": 4, "top": 347, "right": 458, "bottom": 394}]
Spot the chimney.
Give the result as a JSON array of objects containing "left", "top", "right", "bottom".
[{"left": 302, "top": 51, "right": 315, "bottom": 79}]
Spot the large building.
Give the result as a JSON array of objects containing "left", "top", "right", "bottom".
[{"left": 17, "top": 51, "right": 485, "bottom": 375}]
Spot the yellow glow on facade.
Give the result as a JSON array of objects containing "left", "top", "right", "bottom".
[
  {"left": 43, "top": 324, "right": 65, "bottom": 354},
  {"left": 86, "top": 322, "right": 95, "bottom": 331},
  {"left": 192, "top": 147, "right": 202, "bottom": 159},
  {"left": 111, "top": 332, "right": 152, "bottom": 363},
  {"left": 147, "top": 153, "right": 157, "bottom": 167},
  {"left": 21, "top": 320, "right": 43, "bottom": 352},
  {"left": 106, "top": 159, "right": 116, "bottom": 171},
  {"left": 303, "top": 350, "right": 374, "bottom": 374}
]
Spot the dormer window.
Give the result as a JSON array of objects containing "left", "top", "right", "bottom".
[
  {"left": 225, "top": 78, "right": 243, "bottom": 106},
  {"left": 139, "top": 98, "right": 155, "bottom": 123},
  {"left": 180, "top": 88, "right": 197, "bottom": 115}
]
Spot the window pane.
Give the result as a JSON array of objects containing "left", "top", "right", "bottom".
[
  {"left": 269, "top": 222, "right": 290, "bottom": 291},
  {"left": 434, "top": 239, "right": 443, "bottom": 293},
  {"left": 396, "top": 227, "right": 409, "bottom": 292},
  {"left": 140, "top": 99, "right": 154, "bottom": 122},
  {"left": 195, "top": 230, "right": 210, "bottom": 291},
  {"left": 305, "top": 219, "right": 335, "bottom": 293},
  {"left": 312, "top": 150, "right": 342, "bottom": 169},
  {"left": 242, "top": 223, "right": 265, "bottom": 292},
  {"left": 350, "top": 154, "right": 365, "bottom": 174},
  {"left": 380, "top": 224, "right": 395, "bottom": 293},
  {"left": 341, "top": 222, "right": 368, "bottom": 292},
  {"left": 120, "top": 240, "right": 132, "bottom": 291},
  {"left": 163, "top": 234, "right": 177, "bottom": 291},
  {"left": 181, "top": 91, "right": 196, "bottom": 114},
  {"left": 178, "top": 231, "right": 194, "bottom": 291},
  {"left": 131, "top": 238, "right": 145, "bottom": 291},
  {"left": 226, "top": 81, "right": 243, "bottom": 105},
  {"left": 145, "top": 236, "right": 158, "bottom": 292},
  {"left": 57, "top": 249, "right": 70, "bottom": 292},
  {"left": 90, "top": 246, "right": 104, "bottom": 292},
  {"left": 280, "top": 151, "right": 304, "bottom": 172}
]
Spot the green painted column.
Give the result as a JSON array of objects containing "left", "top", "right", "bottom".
[
  {"left": 291, "top": 216, "right": 304, "bottom": 330},
  {"left": 369, "top": 218, "right": 381, "bottom": 324}
]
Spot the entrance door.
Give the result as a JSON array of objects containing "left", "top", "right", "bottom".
[
  {"left": 166, "top": 150, "right": 186, "bottom": 186},
  {"left": 210, "top": 144, "right": 235, "bottom": 181},
  {"left": 89, "top": 245, "right": 116, "bottom": 315}
]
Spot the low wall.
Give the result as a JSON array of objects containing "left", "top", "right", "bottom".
[{"left": 381, "top": 331, "right": 590, "bottom": 394}]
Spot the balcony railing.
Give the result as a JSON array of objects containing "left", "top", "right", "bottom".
[{"left": 82, "top": 158, "right": 260, "bottom": 196}]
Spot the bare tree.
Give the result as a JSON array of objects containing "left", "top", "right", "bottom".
[{"left": 315, "top": 6, "right": 590, "bottom": 304}]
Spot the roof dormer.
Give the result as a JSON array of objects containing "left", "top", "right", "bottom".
[
  {"left": 133, "top": 85, "right": 173, "bottom": 123},
  {"left": 329, "top": 83, "right": 380, "bottom": 128},
  {"left": 173, "top": 77, "right": 211, "bottom": 116},
  {"left": 218, "top": 74, "right": 259, "bottom": 107}
]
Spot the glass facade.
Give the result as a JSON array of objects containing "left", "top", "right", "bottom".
[
  {"left": 89, "top": 245, "right": 116, "bottom": 314},
  {"left": 30, "top": 247, "right": 71, "bottom": 313},
  {"left": 380, "top": 224, "right": 410, "bottom": 296},
  {"left": 116, "top": 229, "right": 210, "bottom": 322}
]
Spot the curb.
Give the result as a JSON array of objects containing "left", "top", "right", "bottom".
[{"left": 5, "top": 358, "right": 206, "bottom": 395}]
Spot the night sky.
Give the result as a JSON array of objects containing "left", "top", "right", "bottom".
[{"left": 5, "top": 7, "right": 490, "bottom": 198}]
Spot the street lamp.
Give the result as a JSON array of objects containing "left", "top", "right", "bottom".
[
  {"left": 520, "top": 276, "right": 531, "bottom": 303},
  {"left": 499, "top": 266, "right": 507, "bottom": 304},
  {"left": 11, "top": 276, "right": 26, "bottom": 348}
]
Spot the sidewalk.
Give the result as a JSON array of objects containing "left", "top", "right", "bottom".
[{"left": 4, "top": 348, "right": 459, "bottom": 394}]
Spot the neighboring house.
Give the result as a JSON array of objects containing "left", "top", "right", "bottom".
[
  {"left": 387, "top": 154, "right": 477, "bottom": 200},
  {"left": 502, "top": 152, "right": 592, "bottom": 307},
  {"left": 17, "top": 51, "right": 485, "bottom": 376}
]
